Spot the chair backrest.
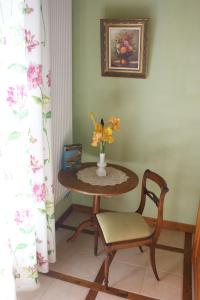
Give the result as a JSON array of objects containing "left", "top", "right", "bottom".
[{"left": 136, "top": 169, "right": 169, "bottom": 240}]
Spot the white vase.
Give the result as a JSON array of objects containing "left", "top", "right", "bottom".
[{"left": 96, "top": 153, "right": 107, "bottom": 176}]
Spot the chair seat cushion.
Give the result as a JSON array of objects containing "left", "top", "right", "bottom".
[{"left": 96, "top": 212, "right": 154, "bottom": 244}]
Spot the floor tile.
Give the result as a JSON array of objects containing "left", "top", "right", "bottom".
[
  {"left": 147, "top": 249, "right": 183, "bottom": 276},
  {"left": 96, "top": 292, "right": 123, "bottom": 300},
  {"left": 16, "top": 275, "right": 55, "bottom": 300},
  {"left": 17, "top": 273, "right": 89, "bottom": 300},
  {"left": 51, "top": 250, "right": 104, "bottom": 281},
  {"left": 108, "top": 260, "right": 146, "bottom": 294},
  {"left": 56, "top": 227, "right": 72, "bottom": 244},
  {"left": 39, "top": 278, "right": 89, "bottom": 300},
  {"left": 56, "top": 230, "right": 103, "bottom": 258},
  {"left": 141, "top": 270, "right": 183, "bottom": 300},
  {"left": 114, "top": 246, "right": 149, "bottom": 268}
]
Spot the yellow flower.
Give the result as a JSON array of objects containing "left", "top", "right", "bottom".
[
  {"left": 95, "top": 123, "right": 102, "bottom": 133},
  {"left": 103, "top": 126, "right": 112, "bottom": 136},
  {"left": 103, "top": 134, "right": 114, "bottom": 144},
  {"left": 90, "top": 113, "right": 120, "bottom": 151},
  {"left": 102, "top": 127, "right": 114, "bottom": 144},
  {"left": 90, "top": 112, "right": 96, "bottom": 125}
]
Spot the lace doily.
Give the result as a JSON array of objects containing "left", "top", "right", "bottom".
[{"left": 77, "top": 166, "right": 129, "bottom": 186}]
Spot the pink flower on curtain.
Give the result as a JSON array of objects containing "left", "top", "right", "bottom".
[
  {"left": 33, "top": 183, "right": 46, "bottom": 202},
  {"left": 46, "top": 70, "right": 51, "bottom": 87},
  {"left": 16, "top": 85, "right": 27, "bottom": 98},
  {"left": 14, "top": 210, "right": 31, "bottom": 225},
  {"left": 27, "top": 64, "right": 43, "bottom": 89},
  {"left": 24, "top": 29, "right": 39, "bottom": 53},
  {"left": 36, "top": 251, "right": 47, "bottom": 267},
  {"left": 6, "top": 85, "right": 27, "bottom": 106},
  {"left": 30, "top": 155, "right": 42, "bottom": 173},
  {"left": 7, "top": 87, "right": 16, "bottom": 106}
]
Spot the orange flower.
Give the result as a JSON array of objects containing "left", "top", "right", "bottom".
[
  {"left": 109, "top": 117, "right": 120, "bottom": 131},
  {"left": 91, "top": 132, "right": 102, "bottom": 147}
]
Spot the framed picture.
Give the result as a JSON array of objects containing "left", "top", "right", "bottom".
[{"left": 100, "top": 19, "right": 148, "bottom": 78}]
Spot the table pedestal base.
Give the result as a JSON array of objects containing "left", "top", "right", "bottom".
[
  {"left": 67, "top": 218, "right": 93, "bottom": 242},
  {"left": 66, "top": 195, "right": 100, "bottom": 247}
]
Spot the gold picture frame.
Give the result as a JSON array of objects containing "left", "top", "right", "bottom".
[{"left": 100, "top": 19, "right": 149, "bottom": 78}]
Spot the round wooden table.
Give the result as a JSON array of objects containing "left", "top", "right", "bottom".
[{"left": 58, "top": 162, "right": 139, "bottom": 244}]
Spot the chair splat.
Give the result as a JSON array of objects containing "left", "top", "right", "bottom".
[{"left": 144, "top": 187, "right": 159, "bottom": 207}]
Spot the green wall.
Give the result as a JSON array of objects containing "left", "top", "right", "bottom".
[
  {"left": 72, "top": 0, "right": 200, "bottom": 224},
  {"left": 55, "top": 193, "right": 72, "bottom": 221}
]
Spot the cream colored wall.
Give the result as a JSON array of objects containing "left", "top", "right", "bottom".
[{"left": 72, "top": 0, "right": 200, "bottom": 224}]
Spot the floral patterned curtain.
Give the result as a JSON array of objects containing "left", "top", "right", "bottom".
[{"left": 0, "top": 0, "right": 55, "bottom": 298}]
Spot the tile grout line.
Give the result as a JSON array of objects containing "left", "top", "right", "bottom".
[{"left": 138, "top": 263, "right": 148, "bottom": 298}]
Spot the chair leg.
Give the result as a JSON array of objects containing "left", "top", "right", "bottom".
[
  {"left": 150, "top": 244, "right": 160, "bottom": 281},
  {"left": 104, "top": 253, "right": 111, "bottom": 289},
  {"left": 94, "top": 229, "right": 99, "bottom": 256},
  {"left": 139, "top": 246, "right": 143, "bottom": 253}
]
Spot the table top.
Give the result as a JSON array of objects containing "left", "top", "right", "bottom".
[{"left": 58, "top": 162, "right": 139, "bottom": 197}]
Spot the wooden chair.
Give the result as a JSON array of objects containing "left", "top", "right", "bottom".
[{"left": 94, "top": 169, "right": 169, "bottom": 288}]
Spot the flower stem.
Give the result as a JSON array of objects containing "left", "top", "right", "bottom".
[
  {"left": 100, "top": 141, "right": 105, "bottom": 154},
  {"left": 40, "top": 3, "right": 46, "bottom": 46}
]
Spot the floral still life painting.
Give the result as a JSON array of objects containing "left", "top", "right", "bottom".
[
  {"left": 111, "top": 28, "right": 139, "bottom": 68},
  {"left": 101, "top": 19, "right": 148, "bottom": 78}
]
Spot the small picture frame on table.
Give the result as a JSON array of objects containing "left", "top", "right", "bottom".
[{"left": 62, "top": 144, "right": 82, "bottom": 171}]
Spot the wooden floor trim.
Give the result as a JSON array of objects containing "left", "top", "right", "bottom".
[
  {"left": 85, "top": 251, "right": 116, "bottom": 300},
  {"left": 183, "top": 232, "right": 193, "bottom": 300},
  {"left": 156, "top": 243, "right": 184, "bottom": 254},
  {"left": 145, "top": 217, "right": 195, "bottom": 234},
  {"left": 85, "top": 262, "right": 105, "bottom": 300},
  {"left": 46, "top": 270, "right": 157, "bottom": 300}
]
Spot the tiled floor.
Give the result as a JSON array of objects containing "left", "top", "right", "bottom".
[{"left": 17, "top": 211, "right": 185, "bottom": 300}]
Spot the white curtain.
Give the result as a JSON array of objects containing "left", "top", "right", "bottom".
[{"left": 0, "top": 0, "right": 55, "bottom": 298}]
